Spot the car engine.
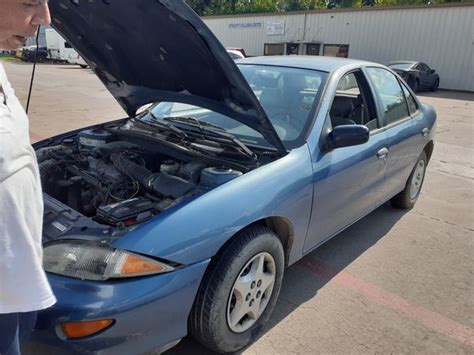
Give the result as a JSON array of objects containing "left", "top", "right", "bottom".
[{"left": 37, "top": 129, "right": 242, "bottom": 228}]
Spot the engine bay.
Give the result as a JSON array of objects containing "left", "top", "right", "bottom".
[{"left": 37, "top": 128, "right": 244, "bottom": 228}]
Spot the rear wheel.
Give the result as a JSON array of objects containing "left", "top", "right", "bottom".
[
  {"left": 391, "top": 151, "right": 427, "bottom": 209},
  {"left": 431, "top": 79, "right": 439, "bottom": 92},
  {"left": 190, "top": 226, "right": 284, "bottom": 353}
]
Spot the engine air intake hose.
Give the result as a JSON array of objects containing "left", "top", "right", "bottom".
[
  {"left": 110, "top": 152, "right": 194, "bottom": 198},
  {"left": 110, "top": 152, "right": 155, "bottom": 189}
]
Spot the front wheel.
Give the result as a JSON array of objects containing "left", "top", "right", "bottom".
[
  {"left": 190, "top": 226, "right": 285, "bottom": 353},
  {"left": 391, "top": 151, "right": 427, "bottom": 209},
  {"left": 431, "top": 79, "right": 439, "bottom": 92}
]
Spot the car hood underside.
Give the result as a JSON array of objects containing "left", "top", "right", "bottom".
[{"left": 48, "top": 0, "right": 286, "bottom": 154}]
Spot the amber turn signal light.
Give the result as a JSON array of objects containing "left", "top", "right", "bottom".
[
  {"left": 61, "top": 319, "right": 114, "bottom": 338},
  {"left": 120, "top": 254, "right": 166, "bottom": 275}
]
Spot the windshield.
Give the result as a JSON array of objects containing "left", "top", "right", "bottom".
[
  {"left": 388, "top": 63, "right": 414, "bottom": 70},
  {"left": 140, "top": 65, "right": 327, "bottom": 149}
]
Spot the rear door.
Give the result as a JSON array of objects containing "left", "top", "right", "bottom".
[
  {"left": 365, "top": 67, "right": 423, "bottom": 200},
  {"left": 304, "top": 69, "right": 388, "bottom": 252}
]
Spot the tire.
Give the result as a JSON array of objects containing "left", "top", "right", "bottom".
[
  {"left": 190, "top": 225, "right": 285, "bottom": 353},
  {"left": 391, "top": 151, "right": 428, "bottom": 209},
  {"left": 431, "top": 78, "right": 439, "bottom": 92}
]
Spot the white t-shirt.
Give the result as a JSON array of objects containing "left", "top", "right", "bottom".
[{"left": 0, "top": 63, "right": 56, "bottom": 313}]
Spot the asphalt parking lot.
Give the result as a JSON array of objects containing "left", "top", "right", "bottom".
[{"left": 4, "top": 60, "right": 473, "bottom": 354}]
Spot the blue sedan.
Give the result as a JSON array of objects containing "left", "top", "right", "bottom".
[{"left": 32, "top": 0, "right": 436, "bottom": 353}]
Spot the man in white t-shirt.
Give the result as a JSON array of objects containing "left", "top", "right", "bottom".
[{"left": 0, "top": 1, "right": 56, "bottom": 354}]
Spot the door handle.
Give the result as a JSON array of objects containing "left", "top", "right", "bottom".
[
  {"left": 422, "top": 127, "right": 429, "bottom": 137},
  {"left": 377, "top": 147, "right": 389, "bottom": 159}
]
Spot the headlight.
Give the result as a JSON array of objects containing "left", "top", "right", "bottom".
[{"left": 43, "top": 241, "right": 175, "bottom": 281}]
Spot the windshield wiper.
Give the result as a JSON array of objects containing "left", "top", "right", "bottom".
[
  {"left": 163, "top": 116, "right": 226, "bottom": 132},
  {"left": 140, "top": 111, "right": 188, "bottom": 138},
  {"left": 162, "top": 116, "right": 257, "bottom": 160}
]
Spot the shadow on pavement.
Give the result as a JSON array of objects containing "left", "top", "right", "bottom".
[
  {"left": 3, "top": 60, "right": 86, "bottom": 69},
  {"left": 164, "top": 203, "right": 407, "bottom": 355},
  {"left": 417, "top": 90, "right": 474, "bottom": 102},
  {"left": 56, "top": 66, "right": 88, "bottom": 70},
  {"left": 1, "top": 59, "right": 30, "bottom": 65}
]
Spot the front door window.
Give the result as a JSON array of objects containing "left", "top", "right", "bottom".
[{"left": 330, "top": 70, "right": 379, "bottom": 131}]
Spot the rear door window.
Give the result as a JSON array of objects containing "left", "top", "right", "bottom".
[
  {"left": 401, "top": 82, "right": 418, "bottom": 115},
  {"left": 366, "top": 67, "right": 410, "bottom": 126}
]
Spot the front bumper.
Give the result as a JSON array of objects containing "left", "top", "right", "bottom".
[{"left": 28, "top": 259, "right": 210, "bottom": 354}]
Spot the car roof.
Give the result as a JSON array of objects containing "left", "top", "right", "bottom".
[{"left": 238, "top": 56, "right": 377, "bottom": 73}]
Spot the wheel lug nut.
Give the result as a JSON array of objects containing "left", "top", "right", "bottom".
[
  {"left": 257, "top": 280, "right": 262, "bottom": 287},
  {"left": 256, "top": 291, "right": 261, "bottom": 298},
  {"left": 251, "top": 281, "right": 256, "bottom": 289}
]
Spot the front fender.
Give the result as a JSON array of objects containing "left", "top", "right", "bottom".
[{"left": 113, "top": 144, "right": 314, "bottom": 265}]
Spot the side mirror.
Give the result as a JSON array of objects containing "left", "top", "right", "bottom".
[
  {"left": 326, "top": 124, "right": 370, "bottom": 150},
  {"left": 430, "top": 69, "right": 436, "bottom": 74}
]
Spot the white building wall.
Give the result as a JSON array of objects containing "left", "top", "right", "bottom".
[
  {"left": 203, "top": 4, "right": 474, "bottom": 91},
  {"left": 205, "top": 14, "right": 306, "bottom": 58}
]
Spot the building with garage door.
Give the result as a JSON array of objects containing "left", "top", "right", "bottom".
[{"left": 202, "top": 3, "right": 473, "bottom": 91}]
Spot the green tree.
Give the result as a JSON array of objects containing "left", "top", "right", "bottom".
[
  {"left": 186, "top": 0, "right": 469, "bottom": 16},
  {"left": 186, "top": 0, "right": 211, "bottom": 15}
]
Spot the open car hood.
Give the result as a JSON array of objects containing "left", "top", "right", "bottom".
[{"left": 49, "top": 0, "right": 286, "bottom": 155}]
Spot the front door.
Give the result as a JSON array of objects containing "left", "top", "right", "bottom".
[
  {"left": 416, "top": 62, "right": 432, "bottom": 89},
  {"left": 303, "top": 69, "right": 387, "bottom": 252}
]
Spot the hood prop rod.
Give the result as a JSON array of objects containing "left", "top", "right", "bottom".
[{"left": 26, "top": 26, "right": 40, "bottom": 114}]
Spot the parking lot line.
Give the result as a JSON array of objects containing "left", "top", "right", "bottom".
[{"left": 299, "top": 257, "right": 474, "bottom": 348}]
